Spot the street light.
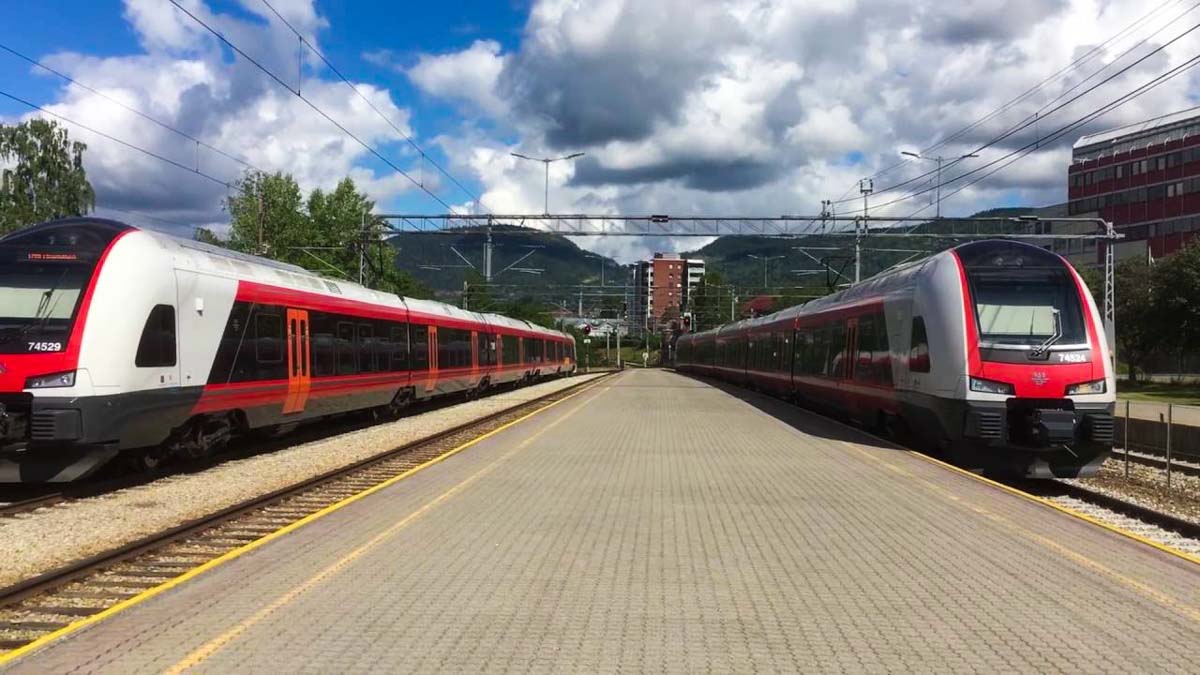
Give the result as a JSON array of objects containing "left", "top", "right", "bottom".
[
  {"left": 747, "top": 254, "right": 783, "bottom": 289},
  {"left": 510, "top": 151, "right": 586, "bottom": 215},
  {"left": 900, "top": 151, "right": 979, "bottom": 219}
]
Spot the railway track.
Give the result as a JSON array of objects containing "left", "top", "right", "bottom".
[
  {"left": 0, "top": 373, "right": 608, "bottom": 654},
  {"left": 1031, "top": 480, "right": 1200, "bottom": 557},
  {"left": 1113, "top": 446, "right": 1200, "bottom": 478}
]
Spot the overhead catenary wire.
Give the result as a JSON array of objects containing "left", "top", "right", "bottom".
[
  {"left": 0, "top": 89, "right": 238, "bottom": 191},
  {"left": 849, "top": 49, "right": 1200, "bottom": 216},
  {"left": 257, "top": 0, "right": 482, "bottom": 209},
  {"left": 846, "top": 0, "right": 1200, "bottom": 207},
  {"left": 832, "top": 0, "right": 1190, "bottom": 200},
  {"left": 0, "top": 41, "right": 268, "bottom": 177},
  {"left": 166, "top": 0, "right": 462, "bottom": 214}
]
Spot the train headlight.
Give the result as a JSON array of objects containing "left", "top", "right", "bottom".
[
  {"left": 969, "top": 377, "right": 1014, "bottom": 395},
  {"left": 1065, "top": 379, "right": 1106, "bottom": 396},
  {"left": 25, "top": 370, "right": 76, "bottom": 389}
]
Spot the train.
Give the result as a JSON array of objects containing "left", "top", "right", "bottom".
[
  {"left": 0, "top": 218, "right": 576, "bottom": 483},
  {"left": 676, "top": 239, "right": 1116, "bottom": 478}
]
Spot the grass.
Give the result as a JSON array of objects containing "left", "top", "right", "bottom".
[{"left": 1116, "top": 381, "right": 1200, "bottom": 407}]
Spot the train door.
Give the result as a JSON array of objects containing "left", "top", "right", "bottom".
[
  {"left": 283, "top": 309, "right": 311, "bottom": 414},
  {"left": 843, "top": 317, "right": 859, "bottom": 417},
  {"left": 426, "top": 325, "right": 438, "bottom": 394}
]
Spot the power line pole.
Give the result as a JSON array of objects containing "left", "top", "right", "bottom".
[
  {"left": 359, "top": 209, "right": 368, "bottom": 286},
  {"left": 484, "top": 219, "right": 493, "bottom": 283},
  {"left": 856, "top": 178, "right": 873, "bottom": 285}
]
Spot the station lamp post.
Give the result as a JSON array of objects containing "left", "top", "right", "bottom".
[
  {"left": 900, "top": 151, "right": 979, "bottom": 218},
  {"left": 510, "top": 151, "right": 586, "bottom": 215},
  {"left": 747, "top": 254, "right": 784, "bottom": 290}
]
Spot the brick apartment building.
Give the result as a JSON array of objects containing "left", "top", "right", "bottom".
[
  {"left": 629, "top": 253, "right": 705, "bottom": 333},
  {"left": 1067, "top": 107, "right": 1200, "bottom": 263}
]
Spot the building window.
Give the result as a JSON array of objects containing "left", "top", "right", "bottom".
[{"left": 1116, "top": 164, "right": 1123, "bottom": 178}]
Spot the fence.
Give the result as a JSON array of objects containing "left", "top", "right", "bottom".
[{"left": 1114, "top": 400, "right": 1200, "bottom": 488}]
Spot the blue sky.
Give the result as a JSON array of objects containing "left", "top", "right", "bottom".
[{"left": 0, "top": 0, "right": 527, "bottom": 217}]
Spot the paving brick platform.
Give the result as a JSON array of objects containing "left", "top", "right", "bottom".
[{"left": 7, "top": 369, "right": 1200, "bottom": 673}]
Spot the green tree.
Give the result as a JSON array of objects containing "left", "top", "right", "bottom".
[
  {"left": 0, "top": 119, "right": 95, "bottom": 232},
  {"left": 193, "top": 227, "right": 226, "bottom": 246},
  {"left": 226, "top": 171, "right": 309, "bottom": 260},
  {"left": 226, "top": 171, "right": 432, "bottom": 299},
  {"left": 1079, "top": 259, "right": 1169, "bottom": 383},
  {"left": 689, "top": 272, "right": 727, "bottom": 331},
  {"left": 1151, "top": 242, "right": 1200, "bottom": 368}
]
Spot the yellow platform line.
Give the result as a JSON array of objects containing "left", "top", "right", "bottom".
[
  {"left": 0, "top": 373, "right": 615, "bottom": 668},
  {"left": 167, "top": 375, "right": 611, "bottom": 673},
  {"left": 742, "top": 387, "right": 1200, "bottom": 569}
]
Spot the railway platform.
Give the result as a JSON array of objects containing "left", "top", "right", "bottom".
[{"left": 6, "top": 369, "right": 1200, "bottom": 673}]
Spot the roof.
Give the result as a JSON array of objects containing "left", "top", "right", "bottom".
[{"left": 1073, "top": 106, "right": 1200, "bottom": 151}]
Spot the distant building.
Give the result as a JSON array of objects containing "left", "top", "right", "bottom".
[
  {"left": 629, "top": 253, "right": 705, "bottom": 333},
  {"left": 1067, "top": 107, "right": 1200, "bottom": 264}
]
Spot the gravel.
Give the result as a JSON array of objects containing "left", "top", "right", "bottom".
[
  {"left": 1071, "top": 456, "right": 1200, "bottom": 526},
  {"left": 0, "top": 375, "right": 603, "bottom": 589}
]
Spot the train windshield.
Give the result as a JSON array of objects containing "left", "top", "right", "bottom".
[
  {"left": 0, "top": 221, "right": 126, "bottom": 354},
  {"left": 0, "top": 265, "right": 91, "bottom": 353},
  {"left": 958, "top": 241, "right": 1087, "bottom": 348}
]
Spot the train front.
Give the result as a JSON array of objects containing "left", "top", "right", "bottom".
[
  {"left": 953, "top": 240, "right": 1115, "bottom": 478},
  {"left": 0, "top": 220, "right": 131, "bottom": 482}
]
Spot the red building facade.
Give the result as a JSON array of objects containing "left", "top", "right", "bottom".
[{"left": 1068, "top": 109, "right": 1200, "bottom": 260}]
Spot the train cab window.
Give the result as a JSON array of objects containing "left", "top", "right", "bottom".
[
  {"left": 255, "top": 312, "right": 283, "bottom": 364},
  {"left": 411, "top": 325, "right": 429, "bottom": 371},
  {"left": 336, "top": 322, "right": 356, "bottom": 374},
  {"left": 135, "top": 304, "right": 177, "bottom": 367},
  {"left": 909, "top": 317, "right": 931, "bottom": 373}
]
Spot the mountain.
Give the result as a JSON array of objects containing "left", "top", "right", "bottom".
[
  {"left": 389, "top": 225, "right": 622, "bottom": 301},
  {"left": 684, "top": 207, "right": 1040, "bottom": 291}
]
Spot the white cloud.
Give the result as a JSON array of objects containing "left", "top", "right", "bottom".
[
  {"left": 21, "top": 0, "right": 421, "bottom": 232},
  {"left": 412, "top": 0, "right": 1200, "bottom": 266},
  {"left": 407, "top": 40, "right": 508, "bottom": 117}
]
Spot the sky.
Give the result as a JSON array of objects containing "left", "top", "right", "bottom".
[{"left": 1, "top": 0, "right": 1199, "bottom": 263}]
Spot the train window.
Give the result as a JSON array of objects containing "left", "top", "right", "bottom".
[
  {"left": 411, "top": 325, "right": 429, "bottom": 371},
  {"left": 310, "top": 312, "right": 336, "bottom": 377},
  {"left": 208, "top": 301, "right": 251, "bottom": 383},
  {"left": 358, "top": 323, "right": 377, "bottom": 373},
  {"left": 135, "top": 304, "right": 177, "bottom": 368},
  {"left": 501, "top": 334, "right": 518, "bottom": 365},
  {"left": 855, "top": 317, "right": 875, "bottom": 383},
  {"left": 437, "top": 327, "right": 471, "bottom": 369},
  {"left": 910, "top": 317, "right": 930, "bottom": 373},
  {"left": 390, "top": 325, "right": 409, "bottom": 371},
  {"left": 828, "top": 322, "right": 846, "bottom": 378},
  {"left": 255, "top": 312, "right": 283, "bottom": 364},
  {"left": 336, "top": 322, "right": 355, "bottom": 375}
]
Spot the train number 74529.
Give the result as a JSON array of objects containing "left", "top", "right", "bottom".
[{"left": 27, "top": 342, "right": 63, "bottom": 352}]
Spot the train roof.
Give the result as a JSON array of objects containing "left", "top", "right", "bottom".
[
  {"left": 683, "top": 239, "right": 1063, "bottom": 336},
  {"left": 19, "top": 218, "right": 570, "bottom": 338}
]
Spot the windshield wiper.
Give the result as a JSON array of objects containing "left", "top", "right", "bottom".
[
  {"left": 1029, "top": 308, "right": 1061, "bottom": 360},
  {"left": 17, "top": 269, "right": 68, "bottom": 341}
]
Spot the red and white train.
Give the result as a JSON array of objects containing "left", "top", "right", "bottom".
[
  {"left": 0, "top": 219, "right": 576, "bottom": 482},
  {"left": 676, "top": 239, "right": 1116, "bottom": 478}
]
